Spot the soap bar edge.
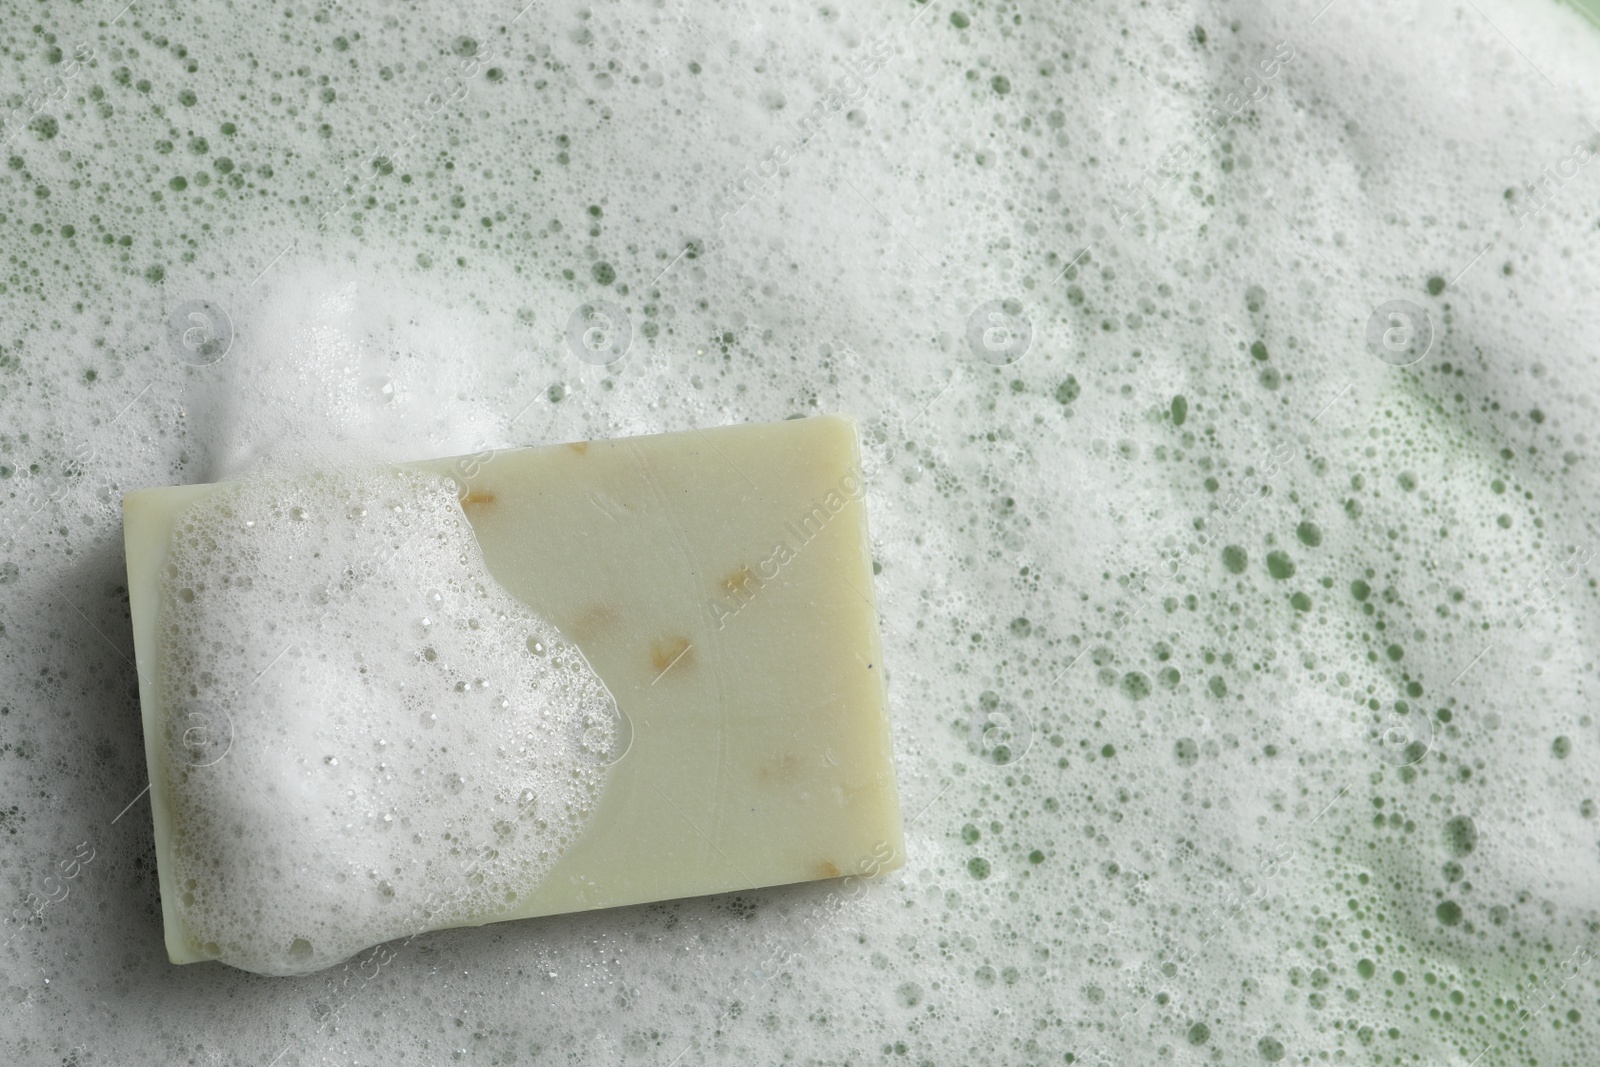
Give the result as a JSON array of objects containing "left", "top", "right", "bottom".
[
  {"left": 124, "top": 486, "right": 213, "bottom": 965},
  {"left": 837, "top": 414, "right": 907, "bottom": 876}
]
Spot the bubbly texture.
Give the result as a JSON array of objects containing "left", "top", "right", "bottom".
[
  {"left": 157, "top": 466, "right": 616, "bottom": 975},
  {"left": 2, "top": 0, "right": 1600, "bottom": 1061}
]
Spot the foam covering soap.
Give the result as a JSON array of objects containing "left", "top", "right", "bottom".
[{"left": 158, "top": 466, "right": 614, "bottom": 975}]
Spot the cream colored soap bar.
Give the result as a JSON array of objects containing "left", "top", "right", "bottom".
[{"left": 123, "top": 415, "right": 903, "bottom": 975}]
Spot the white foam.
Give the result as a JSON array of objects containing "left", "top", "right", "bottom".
[
  {"left": 158, "top": 464, "right": 614, "bottom": 975},
  {"left": 199, "top": 268, "right": 510, "bottom": 480}
]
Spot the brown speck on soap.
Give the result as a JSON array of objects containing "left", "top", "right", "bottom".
[
  {"left": 760, "top": 752, "right": 799, "bottom": 781},
  {"left": 460, "top": 489, "right": 495, "bottom": 507},
  {"left": 567, "top": 441, "right": 589, "bottom": 455},
  {"left": 815, "top": 860, "right": 842, "bottom": 879},
  {"left": 649, "top": 635, "right": 693, "bottom": 680},
  {"left": 722, "top": 565, "right": 762, "bottom": 599}
]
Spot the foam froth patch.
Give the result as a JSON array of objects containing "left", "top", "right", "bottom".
[{"left": 158, "top": 465, "right": 614, "bottom": 975}]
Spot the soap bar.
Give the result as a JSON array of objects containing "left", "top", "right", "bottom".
[{"left": 122, "top": 415, "right": 903, "bottom": 976}]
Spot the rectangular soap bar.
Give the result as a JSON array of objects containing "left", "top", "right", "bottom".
[{"left": 123, "top": 414, "right": 903, "bottom": 975}]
